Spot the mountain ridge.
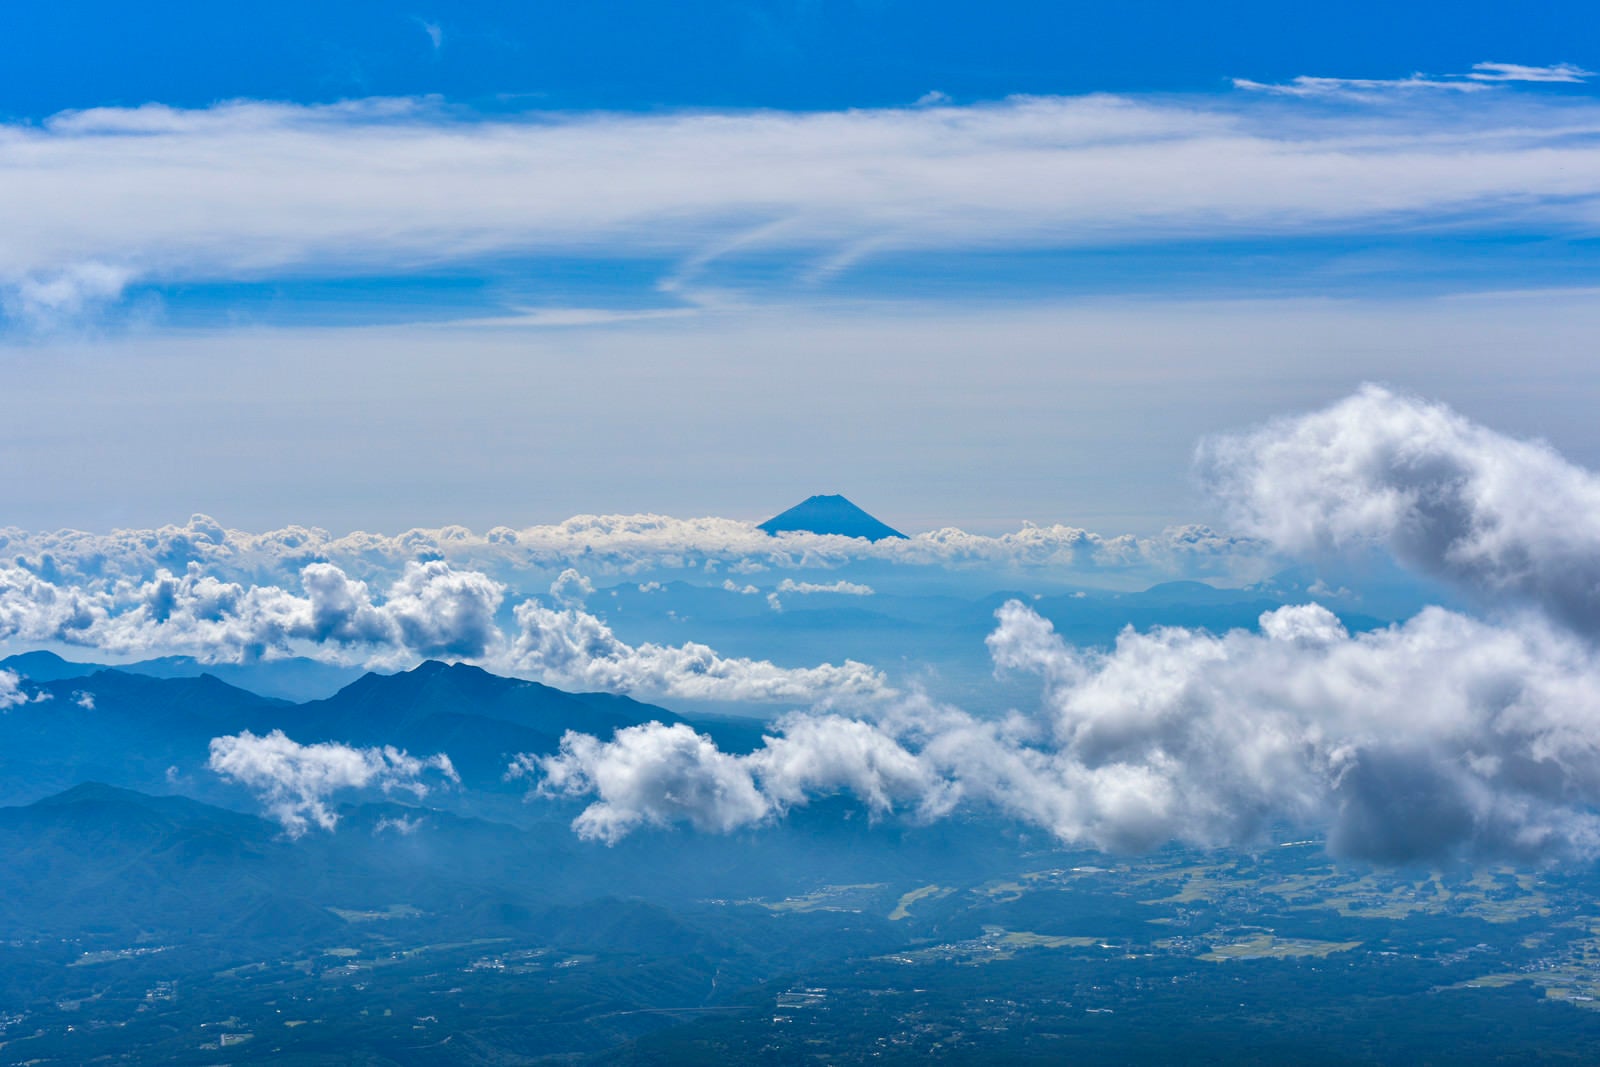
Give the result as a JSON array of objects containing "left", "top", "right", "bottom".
[{"left": 758, "top": 493, "right": 907, "bottom": 540}]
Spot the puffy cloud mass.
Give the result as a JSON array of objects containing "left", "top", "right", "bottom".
[
  {"left": 510, "top": 601, "right": 888, "bottom": 703},
  {"left": 0, "top": 669, "right": 29, "bottom": 709},
  {"left": 526, "top": 387, "right": 1600, "bottom": 863},
  {"left": 1200, "top": 385, "right": 1600, "bottom": 634},
  {"left": 531, "top": 600, "right": 1600, "bottom": 863},
  {"left": 208, "top": 729, "right": 458, "bottom": 836},
  {"left": 0, "top": 558, "right": 503, "bottom": 667},
  {"left": 521, "top": 713, "right": 949, "bottom": 845},
  {"left": 0, "top": 513, "right": 1260, "bottom": 591},
  {"left": 0, "top": 555, "right": 882, "bottom": 704}
]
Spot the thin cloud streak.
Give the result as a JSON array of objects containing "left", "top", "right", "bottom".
[
  {"left": 5, "top": 87, "right": 1600, "bottom": 311},
  {"left": 1235, "top": 61, "right": 1593, "bottom": 97}
]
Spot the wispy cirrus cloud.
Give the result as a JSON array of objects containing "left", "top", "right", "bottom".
[
  {"left": 1467, "top": 62, "right": 1593, "bottom": 83},
  {"left": 4, "top": 80, "right": 1600, "bottom": 323},
  {"left": 1231, "top": 74, "right": 1492, "bottom": 98},
  {"left": 1234, "top": 60, "right": 1592, "bottom": 98}
]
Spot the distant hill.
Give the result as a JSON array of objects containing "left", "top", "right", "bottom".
[
  {"left": 276, "top": 660, "right": 690, "bottom": 785},
  {"left": 0, "top": 657, "right": 723, "bottom": 805},
  {"left": 758, "top": 494, "right": 907, "bottom": 540},
  {"left": 0, "top": 649, "right": 105, "bottom": 682},
  {"left": 0, "top": 649, "right": 367, "bottom": 702}
]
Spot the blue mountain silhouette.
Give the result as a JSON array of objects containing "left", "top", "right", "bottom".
[{"left": 757, "top": 494, "right": 906, "bottom": 540}]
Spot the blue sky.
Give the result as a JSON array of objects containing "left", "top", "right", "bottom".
[
  {"left": 8, "top": 1, "right": 1598, "bottom": 115},
  {"left": 3, "top": 2, "right": 1600, "bottom": 533}
]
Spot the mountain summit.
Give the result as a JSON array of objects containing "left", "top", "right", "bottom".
[{"left": 758, "top": 494, "right": 907, "bottom": 540}]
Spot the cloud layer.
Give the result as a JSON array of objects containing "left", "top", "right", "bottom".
[
  {"left": 4, "top": 84, "right": 1600, "bottom": 314},
  {"left": 0, "top": 513, "right": 1260, "bottom": 594}
]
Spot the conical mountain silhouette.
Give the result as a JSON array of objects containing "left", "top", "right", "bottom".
[{"left": 758, "top": 494, "right": 907, "bottom": 540}]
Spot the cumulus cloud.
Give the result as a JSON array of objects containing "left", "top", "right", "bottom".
[
  {"left": 0, "top": 557, "right": 506, "bottom": 667},
  {"left": 521, "top": 380, "right": 1600, "bottom": 865},
  {"left": 1199, "top": 384, "right": 1600, "bottom": 634},
  {"left": 509, "top": 600, "right": 888, "bottom": 703},
  {"left": 0, "top": 512, "right": 1263, "bottom": 595},
  {"left": 550, "top": 568, "right": 594, "bottom": 606},
  {"left": 0, "top": 669, "right": 30, "bottom": 710},
  {"left": 381, "top": 561, "right": 504, "bottom": 658},
  {"left": 0, "top": 549, "right": 890, "bottom": 704},
  {"left": 523, "top": 712, "right": 948, "bottom": 844},
  {"left": 208, "top": 729, "right": 458, "bottom": 836},
  {"left": 527, "top": 600, "right": 1600, "bottom": 863},
  {"left": 522, "top": 724, "right": 770, "bottom": 842}
]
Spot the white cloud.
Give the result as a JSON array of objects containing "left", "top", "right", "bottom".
[
  {"left": 0, "top": 512, "right": 1263, "bottom": 594},
  {"left": 2, "top": 261, "right": 132, "bottom": 331},
  {"left": 0, "top": 557, "right": 506, "bottom": 667},
  {"left": 208, "top": 729, "right": 458, "bottom": 836},
  {"left": 550, "top": 568, "right": 594, "bottom": 605},
  {"left": 0, "top": 669, "right": 28, "bottom": 709},
  {"left": 0, "top": 550, "right": 894, "bottom": 704},
  {"left": 1234, "top": 61, "right": 1591, "bottom": 99},
  {"left": 524, "top": 711, "right": 949, "bottom": 844},
  {"left": 6, "top": 88, "right": 1600, "bottom": 316},
  {"left": 776, "top": 578, "right": 874, "bottom": 595},
  {"left": 374, "top": 814, "right": 425, "bottom": 835},
  {"left": 529, "top": 599, "right": 1600, "bottom": 863},
  {"left": 1232, "top": 74, "right": 1490, "bottom": 98},
  {"left": 413, "top": 17, "right": 444, "bottom": 52},
  {"left": 509, "top": 375, "right": 1600, "bottom": 862},
  {"left": 508, "top": 600, "right": 889, "bottom": 703},
  {"left": 381, "top": 560, "right": 504, "bottom": 657},
  {"left": 1467, "top": 62, "right": 1592, "bottom": 83},
  {"left": 1199, "top": 384, "right": 1600, "bottom": 634},
  {"left": 522, "top": 723, "right": 770, "bottom": 842}
]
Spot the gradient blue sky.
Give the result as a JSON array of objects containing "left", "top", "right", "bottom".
[
  {"left": 3, "top": 2, "right": 1599, "bottom": 534},
  {"left": 8, "top": 1, "right": 1597, "bottom": 115}
]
